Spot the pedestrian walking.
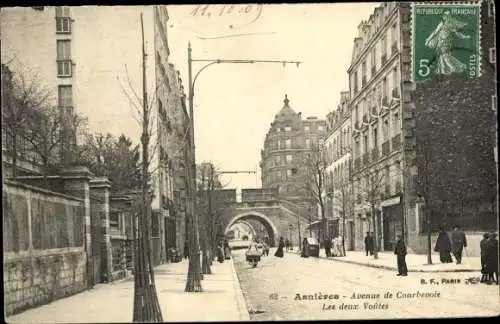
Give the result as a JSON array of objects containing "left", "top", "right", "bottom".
[
  {"left": 217, "top": 241, "right": 225, "bottom": 263},
  {"left": 336, "top": 236, "right": 345, "bottom": 257},
  {"left": 434, "top": 227, "right": 453, "bottom": 263},
  {"left": 223, "top": 240, "right": 231, "bottom": 260},
  {"left": 451, "top": 225, "right": 467, "bottom": 264},
  {"left": 285, "top": 238, "right": 291, "bottom": 252},
  {"left": 274, "top": 237, "right": 285, "bottom": 258},
  {"left": 364, "top": 232, "right": 374, "bottom": 256},
  {"left": 485, "top": 232, "right": 498, "bottom": 285},
  {"left": 301, "top": 238, "right": 309, "bottom": 258},
  {"left": 324, "top": 237, "right": 332, "bottom": 257},
  {"left": 394, "top": 234, "right": 408, "bottom": 276},
  {"left": 480, "top": 233, "right": 490, "bottom": 283}
]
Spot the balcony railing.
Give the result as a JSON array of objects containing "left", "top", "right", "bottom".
[
  {"left": 382, "top": 96, "right": 389, "bottom": 106},
  {"left": 391, "top": 42, "right": 398, "bottom": 55},
  {"left": 382, "top": 140, "right": 390, "bottom": 155},
  {"left": 392, "top": 134, "right": 401, "bottom": 151},
  {"left": 57, "top": 59, "right": 72, "bottom": 77},
  {"left": 371, "top": 148, "right": 379, "bottom": 161},
  {"left": 395, "top": 181, "right": 402, "bottom": 193},
  {"left": 354, "top": 157, "right": 361, "bottom": 170},
  {"left": 392, "top": 87, "right": 400, "bottom": 99},
  {"left": 362, "top": 153, "right": 369, "bottom": 165}
]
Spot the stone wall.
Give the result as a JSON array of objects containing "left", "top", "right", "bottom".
[
  {"left": 4, "top": 249, "right": 87, "bottom": 316},
  {"left": 408, "top": 232, "right": 485, "bottom": 257},
  {"left": 3, "top": 180, "right": 87, "bottom": 316}
]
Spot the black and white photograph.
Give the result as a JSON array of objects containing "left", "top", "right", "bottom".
[{"left": 1, "top": 2, "right": 499, "bottom": 322}]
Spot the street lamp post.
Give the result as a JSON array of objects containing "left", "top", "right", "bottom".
[{"left": 187, "top": 41, "right": 301, "bottom": 262}]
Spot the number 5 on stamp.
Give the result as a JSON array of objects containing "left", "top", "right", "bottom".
[{"left": 412, "top": 3, "right": 481, "bottom": 82}]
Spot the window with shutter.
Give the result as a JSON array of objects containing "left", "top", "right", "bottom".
[{"left": 55, "top": 7, "right": 71, "bottom": 33}]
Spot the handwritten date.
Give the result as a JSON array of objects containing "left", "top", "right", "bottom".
[{"left": 191, "top": 4, "right": 262, "bottom": 18}]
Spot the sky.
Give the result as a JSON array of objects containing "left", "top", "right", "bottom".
[{"left": 165, "top": 3, "right": 378, "bottom": 190}]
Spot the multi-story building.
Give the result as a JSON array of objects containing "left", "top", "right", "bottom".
[
  {"left": 0, "top": 5, "right": 188, "bottom": 263},
  {"left": 346, "top": 1, "right": 497, "bottom": 256},
  {"left": 260, "top": 95, "right": 326, "bottom": 216},
  {"left": 347, "top": 2, "right": 404, "bottom": 252},
  {"left": 406, "top": 0, "right": 497, "bottom": 256},
  {"left": 324, "top": 91, "right": 355, "bottom": 249}
]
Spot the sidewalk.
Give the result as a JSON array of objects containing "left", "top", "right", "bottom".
[
  {"left": 6, "top": 258, "right": 250, "bottom": 323},
  {"left": 287, "top": 249, "right": 481, "bottom": 273}
]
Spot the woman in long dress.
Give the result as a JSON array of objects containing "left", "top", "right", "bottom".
[
  {"left": 434, "top": 228, "right": 453, "bottom": 263},
  {"left": 425, "top": 11, "right": 471, "bottom": 75},
  {"left": 274, "top": 237, "right": 285, "bottom": 258},
  {"left": 217, "top": 241, "right": 225, "bottom": 263},
  {"left": 301, "top": 238, "right": 309, "bottom": 258}
]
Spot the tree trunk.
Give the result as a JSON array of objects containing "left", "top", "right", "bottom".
[
  {"left": 11, "top": 131, "right": 18, "bottom": 178},
  {"left": 371, "top": 204, "right": 379, "bottom": 259}
]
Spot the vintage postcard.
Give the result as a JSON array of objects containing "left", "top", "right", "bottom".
[{"left": 2, "top": 2, "right": 498, "bottom": 322}]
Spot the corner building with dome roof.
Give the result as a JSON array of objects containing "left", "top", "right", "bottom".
[{"left": 259, "top": 95, "right": 327, "bottom": 216}]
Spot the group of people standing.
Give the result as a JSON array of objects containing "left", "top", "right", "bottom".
[
  {"left": 216, "top": 239, "right": 232, "bottom": 263},
  {"left": 434, "top": 225, "right": 467, "bottom": 264}
]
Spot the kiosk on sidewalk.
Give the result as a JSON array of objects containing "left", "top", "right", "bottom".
[{"left": 306, "top": 237, "right": 320, "bottom": 257}]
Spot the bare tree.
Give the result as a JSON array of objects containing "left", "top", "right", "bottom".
[
  {"left": 116, "top": 14, "right": 163, "bottom": 322},
  {"left": 303, "top": 143, "right": 328, "bottom": 243},
  {"left": 330, "top": 165, "right": 354, "bottom": 256},
  {"left": 356, "top": 168, "right": 386, "bottom": 259},
  {"left": 1, "top": 68, "right": 53, "bottom": 178},
  {"left": 23, "top": 105, "right": 86, "bottom": 185}
]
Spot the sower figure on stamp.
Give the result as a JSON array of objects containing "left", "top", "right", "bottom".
[
  {"left": 365, "top": 232, "right": 373, "bottom": 256},
  {"left": 434, "top": 226, "right": 453, "bottom": 263},
  {"left": 424, "top": 10, "right": 470, "bottom": 75},
  {"left": 394, "top": 234, "right": 408, "bottom": 276},
  {"left": 451, "top": 225, "right": 467, "bottom": 264}
]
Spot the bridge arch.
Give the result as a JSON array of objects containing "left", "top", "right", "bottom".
[{"left": 224, "top": 211, "right": 279, "bottom": 247}]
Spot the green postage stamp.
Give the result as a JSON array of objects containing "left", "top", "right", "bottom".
[{"left": 412, "top": 2, "right": 482, "bottom": 82}]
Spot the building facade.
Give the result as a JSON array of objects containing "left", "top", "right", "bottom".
[
  {"left": 0, "top": 5, "right": 187, "bottom": 263},
  {"left": 345, "top": 1, "right": 497, "bottom": 256},
  {"left": 406, "top": 0, "right": 497, "bottom": 256},
  {"left": 260, "top": 95, "right": 326, "bottom": 213},
  {"left": 347, "top": 2, "right": 404, "bottom": 252},
  {"left": 324, "top": 91, "right": 355, "bottom": 249}
]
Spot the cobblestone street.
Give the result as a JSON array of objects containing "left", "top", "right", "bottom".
[{"left": 232, "top": 249, "right": 500, "bottom": 321}]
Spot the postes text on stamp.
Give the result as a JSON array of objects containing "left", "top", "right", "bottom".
[{"left": 412, "top": 2, "right": 481, "bottom": 82}]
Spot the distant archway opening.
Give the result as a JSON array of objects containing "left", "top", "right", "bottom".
[
  {"left": 224, "top": 211, "right": 279, "bottom": 247},
  {"left": 227, "top": 220, "right": 257, "bottom": 239}
]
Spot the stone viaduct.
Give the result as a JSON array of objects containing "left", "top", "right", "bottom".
[{"left": 213, "top": 188, "right": 312, "bottom": 247}]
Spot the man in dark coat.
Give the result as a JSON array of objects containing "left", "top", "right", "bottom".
[
  {"left": 183, "top": 240, "right": 189, "bottom": 259},
  {"left": 480, "top": 233, "right": 490, "bottom": 283},
  {"left": 324, "top": 237, "right": 332, "bottom": 257},
  {"left": 451, "top": 225, "right": 467, "bottom": 264},
  {"left": 365, "top": 232, "right": 374, "bottom": 256},
  {"left": 394, "top": 234, "right": 408, "bottom": 276},
  {"left": 485, "top": 232, "right": 498, "bottom": 284},
  {"left": 434, "top": 227, "right": 453, "bottom": 263}
]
